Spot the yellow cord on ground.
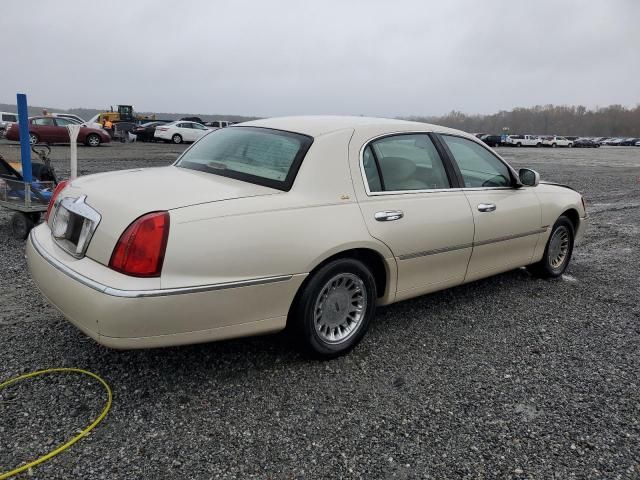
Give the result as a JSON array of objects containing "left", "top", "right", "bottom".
[{"left": 0, "top": 368, "right": 112, "bottom": 479}]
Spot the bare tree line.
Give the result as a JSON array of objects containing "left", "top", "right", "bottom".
[{"left": 406, "top": 104, "right": 640, "bottom": 137}]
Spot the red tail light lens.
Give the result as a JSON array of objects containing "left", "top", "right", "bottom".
[
  {"left": 45, "top": 180, "right": 69, "bottom": 221},
  {"left": 109, "top": 211, "right": 170, "bottom": 277}
]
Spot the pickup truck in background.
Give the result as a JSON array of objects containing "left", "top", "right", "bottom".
[{"left": 505, "top": 134, "right": 542, "bottom": 147}]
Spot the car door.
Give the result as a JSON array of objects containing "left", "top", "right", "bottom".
[
  {"left": 53, "top": 117, "right": 74, "bottom": 143},
  {"left": 183, "top": 122, "right": 198, "bottom": 141},
  {"left": 30, "top": 117, "right": 58, "bottom": 142},
  {"left": 192, "top": 123, "right": 209, "bottom": 140},
  {"left": 438, "top": 134, "right": 543, "bottom": 282},
  {"left": 352, "top": 132, "right": 475, "bottom": 302}
]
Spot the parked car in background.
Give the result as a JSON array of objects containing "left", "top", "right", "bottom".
[
  {"left": 0, "top": 111, "right": 18, "bottom": 136},
  {"left": 573, "top": 138, "right": 600, "bottom": 148},
  {"left": 635, "top": 140, "right": 640, "bottom": 146},
  {"left": 619, "top": 138, "right": 639, "bottom": 146},
  {"left": 541, "top": 136, "right": 573, "bottom": 148},
  {"left": 154, "top": 121, "right": 211, "bottom": 144},
  {"left": 602, "top": 138, "right": 623, "bottom": 146},
  {"left": 27, "top": 116, "right": 587, "bottom": 357},
  {"left": 4, "top": 116, "right": 111, "bottom": 146},
  {"left": 132, "top": 121, "right": 172, "bottom": 142},
  {"left": 506, "top": 134, "right": 542, "bottom": 147},
  {"left": 479, "top": 134, "right": 503, "bottom": 147}
]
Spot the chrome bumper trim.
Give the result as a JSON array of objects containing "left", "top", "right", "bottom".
[{"left": 29, "top": 231, "right": 292, "bottom": 298}]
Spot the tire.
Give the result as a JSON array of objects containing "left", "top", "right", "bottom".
[
  {"left": 29, "top": 133, "right": 39, "bottom": 145},
  {"left": 172, "top": 134, "right": 183, "bottom": 144},
  {"left": 551, "top": 143, "right": 557, "bottom": 148},
  {"left": 11, "top": 212, "right": 35, "bottom": 240},
  {"left": 290, "top": 258, "right": 377, "bottom": 358},
  {"left": 516, "top": 142, "right": 522, "bottom": 147},
  {"left": 86, "top": 133, "right": 101, "bottom": 147},
  {"left": 536, "top": 142, "right": 542, "bottom": 148},
  {"left": 527, "top": 216, "right": 575, "bottom": 278},
  {"left": 568, "top": 143, "right": 573, "bottom": 148}
]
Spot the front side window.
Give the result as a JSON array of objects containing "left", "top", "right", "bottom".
[
  {"left": 54, "top": 118, "right": 74, "bottom": 127},
  {"left": 176, "top": 126, "right": 312, "bottom": 190},
  {"left": 3, "top": 114, "right": 17, "bottom": 122},
  {"left": 364, "top": 134, "right": 450, "bottom": 192},
  {"left": 441, "top": 135, "right": 512, "bottom": 188}
]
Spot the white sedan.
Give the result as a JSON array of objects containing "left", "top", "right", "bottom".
[
  {"left": 27, "top": 116, "right": 587, "bottom": 358},
  {"left": 154, "top": 121, "right": 211, "bottom": 144}
]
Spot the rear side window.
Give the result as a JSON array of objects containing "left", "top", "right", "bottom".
[
  {"left": 2, "top": 114, "right": 17, "bottom": 122},
  {"left": 364, "top": 134, "right": 450, "bottom": 192},
  {"left": 441, "top": 135, "right": 512, "bottom": 188}
]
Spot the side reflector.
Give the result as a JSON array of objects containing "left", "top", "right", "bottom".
[{"left": 109, "top": 211, "right": 170, "bottom": 277}]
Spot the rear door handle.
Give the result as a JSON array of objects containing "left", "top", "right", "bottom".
[
  {"left": 375, "top": 210, "right": 404, "bottom": 221},
  {"left": 477, "top": 203, "right": 496, "bottom": 212}
]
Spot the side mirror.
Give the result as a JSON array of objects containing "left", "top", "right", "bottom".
[{"left": 519, "top": 168, "right": 540, "bottom": 187}]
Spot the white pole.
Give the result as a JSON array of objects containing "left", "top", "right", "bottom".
[{"left": 67, "top": 124, "right": 81, "bottom": 179}]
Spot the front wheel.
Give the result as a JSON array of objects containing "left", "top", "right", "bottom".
[
  {"left": 568, "top": 143, "right": 573, "bottom": 148},
  {"left": 536, "top": 142, "right": 542, "bottom": 148},
  {"left": 527, "top": 216, "right": 575, "bottom": 278},
  {"left": 516, "top": 142, "right": 522, "bottom": 147},
  {"left": 29, "top": 133, "right": 39, "bottom": 145},
  {"left": 172, "top": 134, "right": 183, "bottom": 144},
  {"left": 291, "top": 258, "right": 377, "bottom": 358},
  {"left": 551, "top": 143, "right": 557, "bottom": 148}
]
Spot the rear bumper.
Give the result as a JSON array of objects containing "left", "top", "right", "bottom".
[{"left": 27, "top": 227, "right": 304, "bottom": 349}]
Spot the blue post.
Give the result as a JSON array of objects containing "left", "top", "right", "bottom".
[{"left": 17, "top": 93, "right": 32, "bottom": 183}]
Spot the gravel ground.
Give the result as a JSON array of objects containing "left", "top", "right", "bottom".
[{"left": 0, "top": 140, "right": 639, "bottom": 479}]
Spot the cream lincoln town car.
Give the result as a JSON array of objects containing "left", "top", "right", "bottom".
[{"left": 27, "top": 116, "right": 587, "bottom": 357}]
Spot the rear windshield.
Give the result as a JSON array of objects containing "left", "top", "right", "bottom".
[{"left": 175, "top": 126, "right": 313, "bottom": 191}]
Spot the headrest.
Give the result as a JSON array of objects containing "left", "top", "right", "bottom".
[{"left": 377, "top": 156, "right": 417, "bottom": 183}]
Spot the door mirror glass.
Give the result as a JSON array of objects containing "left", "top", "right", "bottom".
[{"left": 519, "top": 168, "right": 540, "bottom": 187}]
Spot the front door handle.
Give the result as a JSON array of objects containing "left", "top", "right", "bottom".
[
  {"left": 375, "top": 210, "right": 404, "bottom": 221},
  {"left": 477, "top": 203, "right": 496, "bottom": 212}
]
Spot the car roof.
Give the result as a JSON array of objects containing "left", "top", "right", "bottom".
[{"left": 239, "top": 115, "right": 467, "bottom": 138}]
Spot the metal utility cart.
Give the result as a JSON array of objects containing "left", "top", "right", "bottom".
[{"left": 0, "top": 144, "right": 58, "bottom": 239}]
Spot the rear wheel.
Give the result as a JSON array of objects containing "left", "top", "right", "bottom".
[
  {"left": 551, "top": 143, "right": 557, "bottom": 148},
  {"left": 29, "top": 133, "right": 39, "bottom": 145},
  {"left": 527, "top": 216, "right": 575, "bottom": 278},
  {"left": 568, "top": 143, "right": 573, "bottom": 148},
  {"left": 516, "top": 142, "right": 522, "bottom": 147},
  {"left": 291, "top": 258, "right": 376, "bottom": 358},
  {"left": 172, "top": 134, "right": 183, "bottom": 144},
  {"left": 536, "top": 142, "right": 542, "bottom": 148},
  {"left": 11, "top": 212, "right": 37, "bottom": 240},
  {"left": 86, "top": 133, "right": 101, "bottom": 147}
]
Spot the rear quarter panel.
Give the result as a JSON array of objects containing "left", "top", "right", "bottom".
[{"left": 161, "top": 129, "right": 395, "bottom": 293}]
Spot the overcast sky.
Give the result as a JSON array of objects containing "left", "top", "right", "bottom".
[{"left": 1, "top": 0, "right": 638, "bottom": 117}]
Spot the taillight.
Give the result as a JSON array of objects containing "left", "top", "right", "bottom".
[
  {"left": 45, "top": 180, "right": 69, "bottom": 221},
  {"left": 109, "top": 211, "right": 170, "bottom": 277}
]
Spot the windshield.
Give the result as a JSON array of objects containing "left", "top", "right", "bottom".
[{"left": 175, "top": 126, "right": 313, "bottom": 191}]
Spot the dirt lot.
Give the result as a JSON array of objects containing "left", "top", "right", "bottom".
[{"left": 1, "top": 140, "right": 639, "bottom": 479}]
